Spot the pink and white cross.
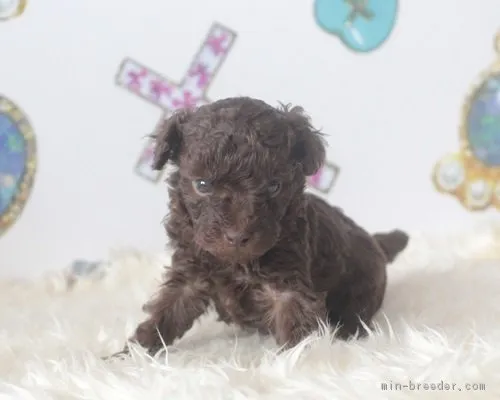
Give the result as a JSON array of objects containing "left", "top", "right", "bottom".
[
  {"left": 307, "top": 161, "right": 340, "bottom": 194},
  {"left": 115, "top": 23, "right": 237, "bottom": 182}
]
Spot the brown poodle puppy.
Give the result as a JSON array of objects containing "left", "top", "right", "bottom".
[{"left": 127, "top": 97, "right": 408, "bottom": 355}]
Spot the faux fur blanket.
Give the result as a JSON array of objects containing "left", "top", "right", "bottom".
[{"left": 1, "top": 223, "right": 500, "bottom": 399}]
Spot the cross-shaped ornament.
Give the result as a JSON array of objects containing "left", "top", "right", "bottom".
[
  {"left": 344, "top": 0, "right": 375, "bottom": 23},
  {"left": 115, "top": 22, "right": 237, "bottom": 183},
  {"left": 307, "top": 161, "right": 341, "bottom": 195}
]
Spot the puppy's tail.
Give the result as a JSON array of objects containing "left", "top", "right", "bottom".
[{"left": 373, "top": 229, "right": 409, "bottom": 263}]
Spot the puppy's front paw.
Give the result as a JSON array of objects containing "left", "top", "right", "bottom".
[
  {"left": 101, "top": 347, "right": 130, "bottom": 361},
  {"left": 275, "top": 326, "right": 310, "bottom": 350},
  {"left": 130, "top": 318, "right": 166, "bottom": 355}
]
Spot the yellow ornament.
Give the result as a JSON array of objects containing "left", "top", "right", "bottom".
[
  {"left": 432, "top": 31, "right": 500, "bottom": 211},
  {"left": 0, "top": 0, "right": 27, "bottom": 21}
]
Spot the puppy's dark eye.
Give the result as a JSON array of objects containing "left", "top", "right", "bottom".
[
  {"left": 267, "top": 181, "right": 281, "bottom": 196},
  {"left": 192, "top": 179, "right": 213, "bottom": 195}
]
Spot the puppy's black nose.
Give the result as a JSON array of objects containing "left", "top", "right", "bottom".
[{"left": 224, "top": 230, "right": 251, "bottom": 246}]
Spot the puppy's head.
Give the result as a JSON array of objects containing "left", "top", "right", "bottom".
[{"left": 153, "top": 97, "right": 326, "bottom": 262}]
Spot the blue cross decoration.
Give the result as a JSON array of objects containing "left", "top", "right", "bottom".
[
  {"left": 314, "top": 0, "right": 398, "bottom": 53},
  {"left": 0, "top": 95, "right": 36, "bottom": 237}
]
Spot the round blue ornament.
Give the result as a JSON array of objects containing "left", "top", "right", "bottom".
[
  {"left": 0, "top": 95, "right": 36, "bottom": 236},
  {"left": 466, "top": 74, "right": 500, "bottom": 167}
]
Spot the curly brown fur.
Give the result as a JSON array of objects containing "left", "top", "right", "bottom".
[{"left": 125, "top": 97, "right": 409, "bottom": 355}]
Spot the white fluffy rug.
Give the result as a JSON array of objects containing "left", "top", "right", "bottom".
[{"left": 2, "top": 224, "right": 500, "bottom": 399}]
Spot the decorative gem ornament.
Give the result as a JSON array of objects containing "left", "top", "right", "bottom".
[
  {"left": 0, "top": 0, "right": 27, "bottom": 21},
  {"left": 433, "top": 32, "right": 500, "bottom": 211},
  {"left": 314, "top": 0, "right": 398, "bottom": 53},
  {"left": 65, "top": 259, "right": 109, "bottom": 290},
  {"left": 307, "top": 161, "right": 341, "bottom": 194},
  {"left": 0, "top": 95, "right": 36, "bottom": 236},
  {"left": 115, "top": 22, "right": 237, "bottom": 183}
]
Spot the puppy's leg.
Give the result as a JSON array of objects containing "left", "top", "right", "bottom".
[
  {"left": 213, "top": 299, "right": 234, "bottom": 325},
  {"left": 259, "top": 283, "right": 326, "bottom": 349},
  {"left": 326, "top": 266, "right": 386, "bottom": 339},
  {"left": 129, "top": 269, "right": 211, "bottom": 355}
]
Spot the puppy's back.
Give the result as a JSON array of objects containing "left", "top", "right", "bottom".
[{"left": 305, "top": 193, "right": 408, "bottom": 291}]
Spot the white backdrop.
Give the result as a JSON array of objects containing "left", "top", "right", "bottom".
[{"left": 0, "top": 0, "right": 499, "bottom": 277}]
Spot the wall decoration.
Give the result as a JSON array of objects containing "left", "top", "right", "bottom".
[
  {"left": 307, "top": 161, "right": 341, "bottom": 194},
  {"left": 433, "top": 31, "right": 500, "bottom": 211},
  {"left": 314, "top": 0, "right": 398, "bottom": 53},
  {"left": 115, "top": 22, "right": 237, "bottom": 183},
  {"left": 65, "top": 259, "right": 109, "bottom": 289},
  {"left": 0, "top": 95, "right": 36, "bottom": 237},
  {"left": 0, "top": 0, "right": 27, "bottom": 21}
]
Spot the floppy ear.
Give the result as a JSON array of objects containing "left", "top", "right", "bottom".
[
  {"left": 281, "top": 104, "right": 326, "bottom": 176},
  {"left": 151, "top": 110, "right": 189, "bottom": 170}
]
